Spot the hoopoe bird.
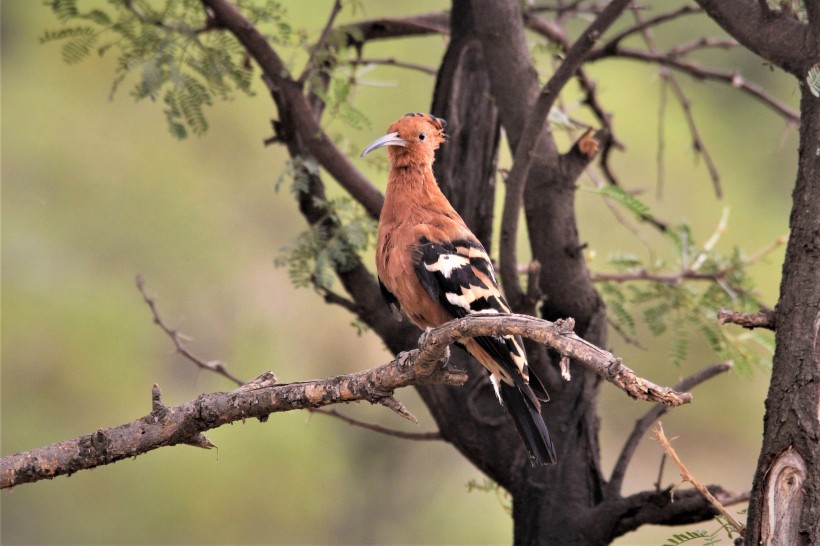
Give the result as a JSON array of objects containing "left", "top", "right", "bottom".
[{"left": 360, "top": 113, "right": 556, "bottom": 465}]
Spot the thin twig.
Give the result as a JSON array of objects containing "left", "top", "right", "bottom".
[
  {"left": 630, "top": 8, "right": 722, "bottom": 198},
  {"left": 669, "top": 73, "right": 722, "bottom": 197},
  {"left": 298, "top": 0, "right": 343, "bottom": 84},
  {"left": 499, "top": 0, "right": 633, "bottom": 310},
  {"left": 309, "top": 408, "right": 442, "bottom": 441},
  {"left": 349, "top": 57, "right": 437, "bottom": 76},
  {"left": 654, "top": 453, "right": 667, "bottom": 493},
  {"left": 135, "top": 275, "right": 245, "bottom": 386},
  {"left": 653, "top": 422, "right": 746, "bottom": 535},
  {"left": 668, "top": 37, "right": 739, "bottom": 57},
  {"left": 608, "top": 362, "right": 733, "bottom": 497},
  {"left": 598, "top": 5, "right": 702, "bottom": 53},
  {"left": 587, "top": 46, "right": 800, "bottom": 124},
  {"left": 592, "top": 268, "right": 730, "bottom": 284},
  {"left": 656, "top": 73, "right": 668, "bottom": 197}
]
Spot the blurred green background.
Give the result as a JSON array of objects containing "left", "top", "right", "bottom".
[{"left": 1, "top": 2, "right": 798, "bottom": 544}]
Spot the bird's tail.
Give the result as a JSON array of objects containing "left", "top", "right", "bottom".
[{"left": 499, "top": 381, "right": 557, "bottom": 466}]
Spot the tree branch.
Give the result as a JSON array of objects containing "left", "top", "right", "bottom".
[
  {"left": 297, "top": 0, "right": 343, "bottom": 84},
  {"left": 499, "top": 0, "right": 633, "bottom": 310},
  {"left": 1, "top": 312, "right": 691, "bottom": 489},
  {"left": 349, "top": 56, "right": 438, "bottom": 76},
  {"left": 419, "top": 314, "right": 692, "bottom": 407},
  {"left": 592, "top": 268, "right": 731, "bottom": 284},
  {"left": 717, "top": 308, "right": 777, "bottom": 330},
  {"left": 309, "top": 408, "right": 442, "bottom": 441},
  {"left": 136, "top": 274, "right": 245, "bottom": 386},
  {"left": 654, "top": 422, "right": 746, "bottom": 535},
  {"left": 608, "top": 485, "right": 751, "bottom": 537},
  {"left": 587, "top": 46, "right": 800, "bottom": 124},
  {"left": 694, "top": 0, "right": 813, "bottom": 77},
  {"left": 607, "top": 361, "right": 734, "bottom": 497},
  {"left": 0, "top": 341, "right": 466, "bottom": 489},
  {"left": 597, "top": 5, "right": 703, "bottom": 53},
  {"left": 628, "top": 7, "right": 723, "bottom": 198},
  {"left": 202, "top": 0, "right": 385, "bottom": 219},
  {"left": 332, "top": 12, "right": 449, "bottom": 48}
]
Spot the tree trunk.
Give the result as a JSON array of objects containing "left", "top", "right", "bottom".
[
  {"left": 744, "top": 85, "right": 820, "bottom": 546},
  {"left": 423, "top": 1, "right": 612, "bottom": 543}
]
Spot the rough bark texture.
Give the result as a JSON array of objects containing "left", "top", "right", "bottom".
[
  {"left": 471, "top": 1, "right": 610, "bottom": 543},
  {"left": 744, "top": 86, "right": 820, "bottom": 546},
  {"left": 690, "top": 2, "right": 820, "bottom": 543}
]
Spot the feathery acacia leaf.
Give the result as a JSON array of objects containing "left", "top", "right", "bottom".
[{"left": 42, "top": 0, "right": 291, "bottom": 138}]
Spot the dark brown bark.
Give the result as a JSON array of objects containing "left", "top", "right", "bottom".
[
  {"left": 685, "top": 3, "right": 820, "bottom": 542},
  {"left": 744, "top": 85, "right": 820, "bottom": 546},
  {"left": 430, "top": 0, "right": 499, "bottom": 248},
  {"left": 472, "top": 1, "right": 611, "bottom": 543}
]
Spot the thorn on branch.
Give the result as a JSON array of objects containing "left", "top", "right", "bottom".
[
  {"left": 151, "top": 383, "right": 166, "bottom": 413},
  {"left": 234, "top": 371, "right": 279, "bottom": 392},
  {"left": 378, "top": 396, "right": 419, "bottom": 425}
]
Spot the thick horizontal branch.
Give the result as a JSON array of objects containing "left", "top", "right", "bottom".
[
  {"left": 421, "top": 314, "right": 692, "bottom": 407},
  {"left": 717, "top": 308, "right": 776, "bottom": 330},
  {"left": 1, "top": 312, "right": 689, "bottom": 488},
  {"left": 0, "top": 350, "right": 466, "bottom": 489},
  {"left": 610, "top": 485, "right": 751, "bottom": 537}
]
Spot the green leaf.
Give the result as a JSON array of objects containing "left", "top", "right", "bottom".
[
  {"left": 597, "top": 184, "right": 654, "bottom": 220},
  {"left": 662, "top": 530, "right": 709, "bottom": 546}
]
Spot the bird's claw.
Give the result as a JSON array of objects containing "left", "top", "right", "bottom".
[
  {"left": 396, "top": 350, "right": 414, "bottom": 371},
  {"left": 437, "top": 345, "right": 451, "bottom": 370},
  {"left": 418, "top": 327, "right": 434, "bottom": 348}
]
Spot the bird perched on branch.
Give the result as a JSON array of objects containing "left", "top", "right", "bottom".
[{"left": 360, "top": 112, "right": 556, "bottom": 465}]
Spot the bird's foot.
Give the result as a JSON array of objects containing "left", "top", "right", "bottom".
[
  {"left": 418, "top": 327, "right": 434, "bottom": 348},
  {"left": 437, "top": 345, "right": 451, "bottom": 370},
  {"left": 396, "top": 350, "right": 414, "bottom": 371}
]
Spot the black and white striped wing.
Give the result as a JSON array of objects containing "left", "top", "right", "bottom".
[{"left": 413, "top": 237, "right": 534, "bottom": 390}]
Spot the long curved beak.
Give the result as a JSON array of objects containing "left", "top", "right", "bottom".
[{"left": 360, "top": 132, "right": 407, "bottom": 158}]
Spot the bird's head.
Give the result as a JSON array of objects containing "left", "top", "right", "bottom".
[{"left": 360, "top": 113, "right": 448, "bottom": 167}]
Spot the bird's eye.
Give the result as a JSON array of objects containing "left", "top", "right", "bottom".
[{"left": 418, "top": 132, "right": 426, "bottom": 141}]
